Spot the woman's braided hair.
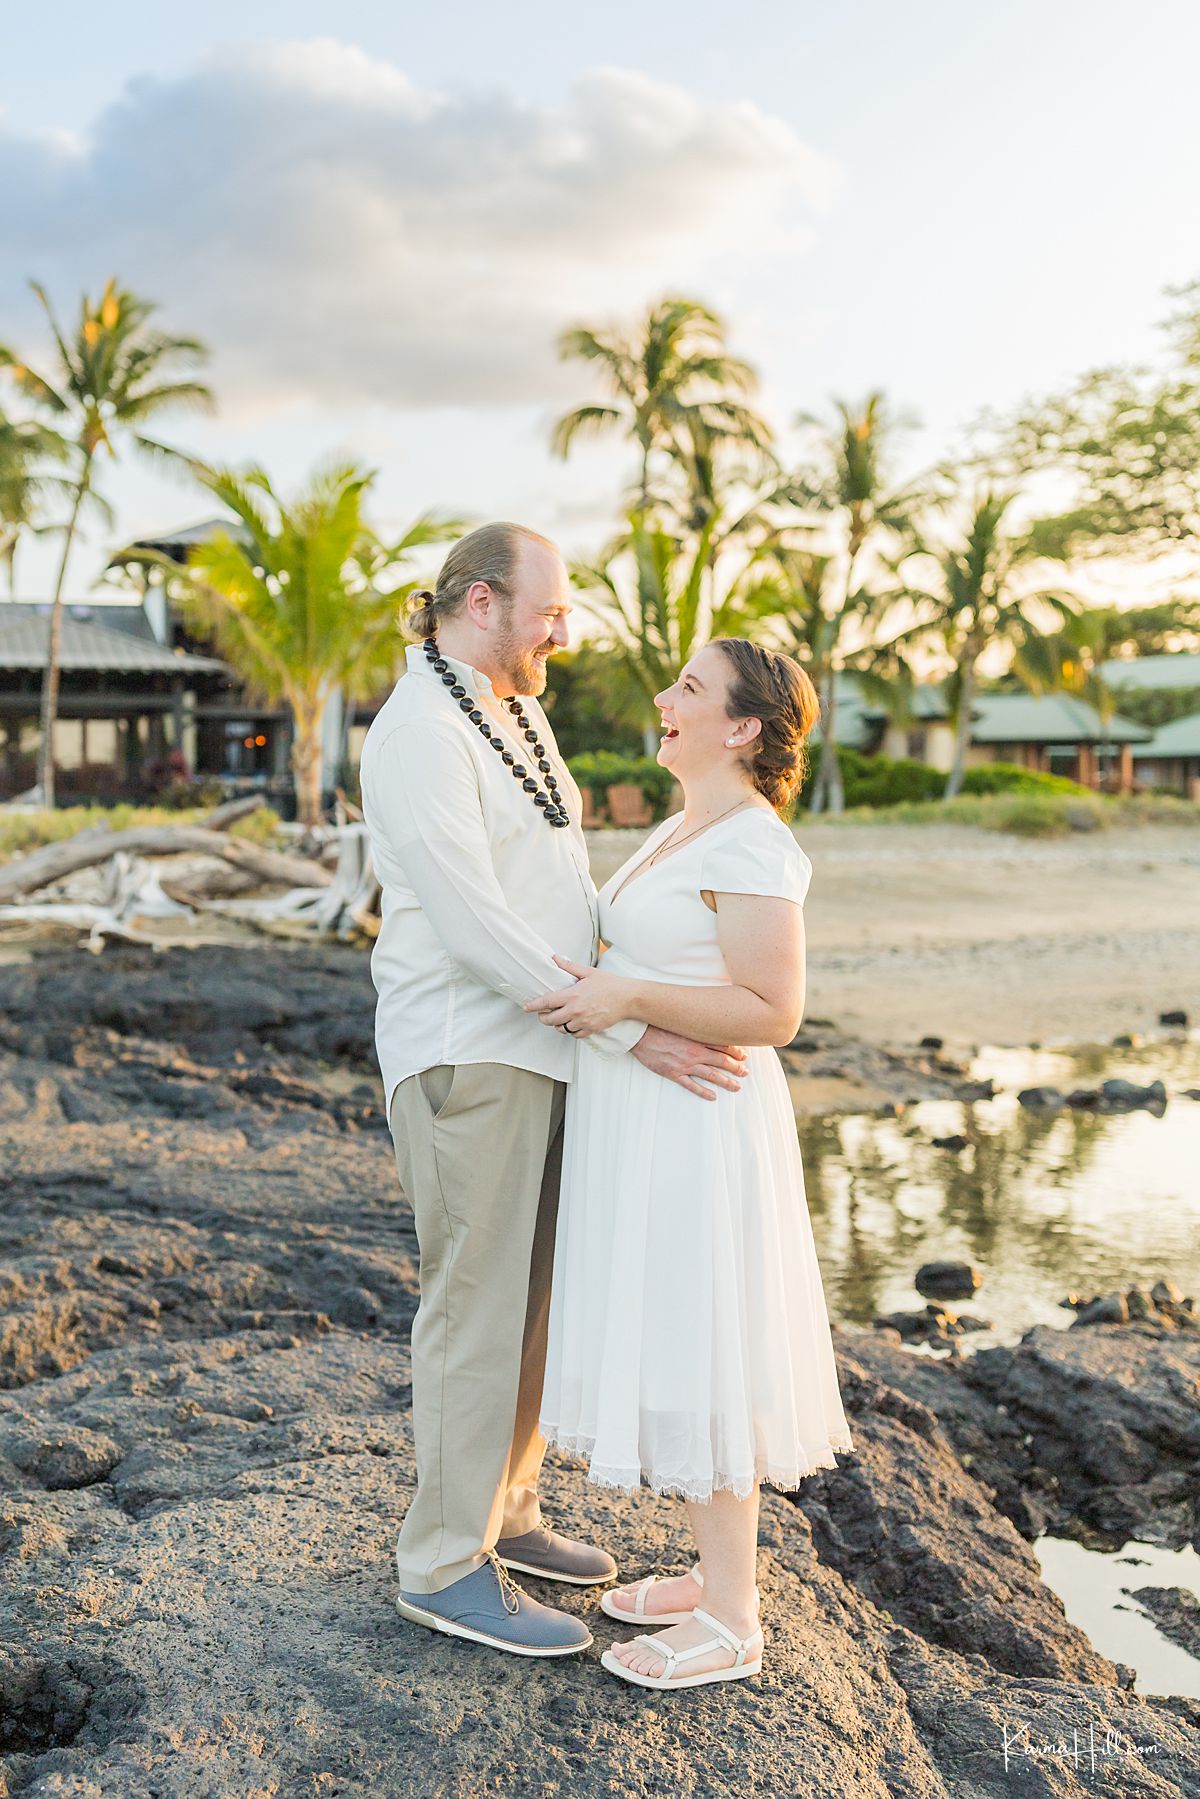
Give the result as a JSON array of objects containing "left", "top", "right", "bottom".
[{"left": 713, "top": 638, "right": 820, "bottom": 815}]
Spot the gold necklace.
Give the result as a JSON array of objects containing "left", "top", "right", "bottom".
[
  {"left": 639, "top": 796, "right": 757, "bottom": 874},
  {"left": 608, "top": 796, "right": 761, "bottom": 911}
]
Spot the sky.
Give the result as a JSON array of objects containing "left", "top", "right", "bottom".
[{"left": 2, "top": 0, "right": 1199, "bottom": 604}]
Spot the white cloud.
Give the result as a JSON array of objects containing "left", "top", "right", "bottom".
[{"left": 0, "top": 42, "right": 837, "bottom": 415}]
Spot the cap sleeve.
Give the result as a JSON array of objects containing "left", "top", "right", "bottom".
[{"left": 701, "top": 817, "right": 812, "bottom": 906}]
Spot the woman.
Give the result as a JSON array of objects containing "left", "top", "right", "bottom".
[{"left": 526, "top": 637, "right": 853, "bottom": 1691}]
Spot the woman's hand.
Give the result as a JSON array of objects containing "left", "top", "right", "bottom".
[{"left": 524, "top": 955, "right": 640, "bottom": 1037}]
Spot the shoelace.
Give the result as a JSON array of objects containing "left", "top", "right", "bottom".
[{"left": 487, "top": 1550, "right": 523, "bottom": 1616}]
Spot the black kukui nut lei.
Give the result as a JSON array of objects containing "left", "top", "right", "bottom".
[{"left": 423, "top": 635, "right": 570, "bottom": 828}]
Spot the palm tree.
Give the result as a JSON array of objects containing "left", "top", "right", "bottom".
[
  {"left": 1011, "top": 609, "right": 1124, "bottom": 789},
  {"left": 0, "top": 278, "right": 212, "bottom": 804},
  {"left": 739, "top": 543, "right": 927, "bottom": 792},
  {"left": 573, "top": 510, "right": 764, "bottom": 750},
  {"left": 791, "top": 393, "right": 923, "bottom": 812},
  {"left": 130, "top": 461, "right": 455, "bottom": 826},
  {"left": 896, "top": 489, "right": 1078, "bottom": 797},
  {"left": 551, "top": 297, "right": 773, "bottom": 511},
  {"left": 0, "top": 409, "right": 70, "bottom": 588}
]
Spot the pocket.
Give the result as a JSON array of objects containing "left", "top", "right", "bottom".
[{"left": 418, "top": 1064, "right": 457, "bottom": 1120}]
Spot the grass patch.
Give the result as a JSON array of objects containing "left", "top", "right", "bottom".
[
  {"left": 802, "top": 789, "right": 1199, "bottom": 835},
  {"left": 0, "top": 804, "right": 283, "bottom": 863}
]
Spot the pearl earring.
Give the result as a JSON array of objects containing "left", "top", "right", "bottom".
[{"left": 725, "top": 737, "right": 736, "bottom": 747}]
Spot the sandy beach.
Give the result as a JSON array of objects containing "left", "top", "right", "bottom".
[{"left": 591, "top": 817, "right": 1200, "bottom": 1054}]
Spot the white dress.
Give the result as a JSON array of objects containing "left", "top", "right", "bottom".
[{"left": 539, "top": 806, "right": 854, "bottom": 1502}]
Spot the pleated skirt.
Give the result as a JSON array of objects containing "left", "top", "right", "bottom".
[{"left": 539, "top": 1021, "right": 854, "bottom": 1502}]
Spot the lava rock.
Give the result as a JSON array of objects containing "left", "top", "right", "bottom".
[
  {"left": 1126, "top": 1586, "right": 1200, "bottom": 1658},
  {"left": 964, "top": 1322, "right": 1200, "bottom": 1547},
  {"left": 8, "top": 1427, "right": 123, "bottom": 1491},
  {"left": 916, "top": 1259, "right": 983, "bottom": 1300},
  {"left": 3, "top": 944, "right": 1199, "bottom": 1795},
  {"left": 1017, "top": 1085, "right": 1065, "bottom": 1110},
  {"left": 1072, "top": 1292, "right": 1131, "bottom": 1327},
  {"left": 953, "top": 1076, "right": 997, "bottom": 1101},
  {"left": 1159, "top": 1009, "right": 1189, "bottom": 1027}
]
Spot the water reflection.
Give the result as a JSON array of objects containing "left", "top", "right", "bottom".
[
  {"left": 800, "top": 1036, "right": 1200, "bottom": 1346},
  {"left": 1034, "top": 1536, "right": 1200, "bottom": 1700}
]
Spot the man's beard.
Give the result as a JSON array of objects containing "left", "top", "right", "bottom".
[{"left": 497, "top": 627, "right": 553, "bottom": 696}]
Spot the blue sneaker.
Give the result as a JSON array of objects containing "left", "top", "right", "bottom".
[{"left": 397, "top": 1553, "right": 592, "bottom": 1657}]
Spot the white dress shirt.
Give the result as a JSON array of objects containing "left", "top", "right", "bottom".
[{"left": 360, "top": 643, "right": 646, "bottom": 1121}]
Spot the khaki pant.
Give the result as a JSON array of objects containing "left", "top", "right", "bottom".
[{"left": 389, "top": 1061, "right": 567, "bottom": 1595}]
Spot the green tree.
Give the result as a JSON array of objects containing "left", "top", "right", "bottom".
[
  {"left": 0, "top": 409, "right": 70, "bottom": 588},
  {"left": 738, "top": 542, "right": 928, "bottom": 798},
  {"left": 0, "top": 278, "right": 212, "bottom": 804},
  {"left": 539, "top": 643, "right": 646, "bottom": 760},
  {"left": 999, "top": 278, "right": 1200, "bottom": 564},
  {"left": 791, "top": 393, "right": 923, "bottom": 812},
  {"left": 126, "top": 461, "right": 455, "bottom": 826},
  {"left": 896, "top": 489, "right": 1077, "bottom": 797},
  {"left": 573, "top": 510, "right": 765, "bottom": 750},
  {"left": 551, "top": 297, "right": 773, "bottom": 511}
]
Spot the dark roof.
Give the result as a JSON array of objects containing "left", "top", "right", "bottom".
[
  {"left": 0, "top": 600, "right": 157, "bottom": 642},
  {"left": 0, "top": 610, "right": 227, "bottom": 675},
  {"left": 116, "top": 517, "right": 248, "bottom": 564}
]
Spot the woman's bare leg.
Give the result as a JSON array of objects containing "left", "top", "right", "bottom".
[{"left": 610, "top": 1482, "right": 762, "bottom": 1679}]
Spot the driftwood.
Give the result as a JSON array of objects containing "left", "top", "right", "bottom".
[
  {"left": 160, "top": 862, "right": 260, "bottom": 905},
  {"left": 0, "top": 824, "right": 332, "bottom": 904},
  {"left": 199, "top": 794, "right": 267, "bottom": 832},
  {"left": 202, "top": 824, "right": 380, "bottom": 941},
  {"left": 0, "top": 850, "right": 200, "bottom": 947}
]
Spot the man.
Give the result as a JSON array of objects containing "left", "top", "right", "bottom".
[{"left": 360, "top": 521, "right": 747, "bottom": 1657}]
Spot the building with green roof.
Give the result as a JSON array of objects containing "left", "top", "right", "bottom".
[
  {"left": 1131, "top": 711, "right": 1200, "bottom": 799},
  {"left": 1098, "top": 653, "right": 1200, "bottom": 693},
  {"left": 824, "top": 677, "right": 1151, "bottom": 790}
]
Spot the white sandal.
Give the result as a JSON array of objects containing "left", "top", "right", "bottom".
[
  {"left": 602, "top": 1564, "right": 761, "bottom": 1627},
  {"left": 600, "top": 1562, "right": 707, "bottom": 1626},
  {"left": 601, "top": 1605, "right": 765, "bottom": 1690}
]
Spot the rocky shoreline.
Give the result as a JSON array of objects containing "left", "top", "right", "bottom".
[{"left": 1, "top": 944, "right": 1198, "bottom": 1796}]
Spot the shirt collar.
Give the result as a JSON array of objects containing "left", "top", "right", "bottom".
[{"left": 404, "top": 642, "right": 496, "bottom": 700}]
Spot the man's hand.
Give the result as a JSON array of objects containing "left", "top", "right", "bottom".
[{"left": 632, "top": 1026, "right": 748, "bottom": 1099}]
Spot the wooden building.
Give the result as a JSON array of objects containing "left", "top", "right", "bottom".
[
  {"left": 0, "top": 603, "right": 228, "bottom": 802},
  {"left": 1131, "top": 713, "right": 1200, "bottom": 799},
  {"left": 827, "top": 677, "right": 1151, "bottom": 791},
  {"left": 961, "top": 692, "right": 1151, "bottom": 791}
]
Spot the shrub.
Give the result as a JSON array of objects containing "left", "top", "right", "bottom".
[
  {"left": 958, "top": 760, "right": 1085, "bottom": 796},
  {"left": 818, "top": 791, "right": 1110, "bottom": 832},
  {"left": 982, "top": 793, "right": 1077, "bottom": 836},
  {"left": 228, "top": 807, "right": 284, "bottom": 845},
  {"left": 567, "top": 753, "right": 677, "bottom": 819},
  {"left": 802, "top": 746, "right": 1089, "bottom": 808}
]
